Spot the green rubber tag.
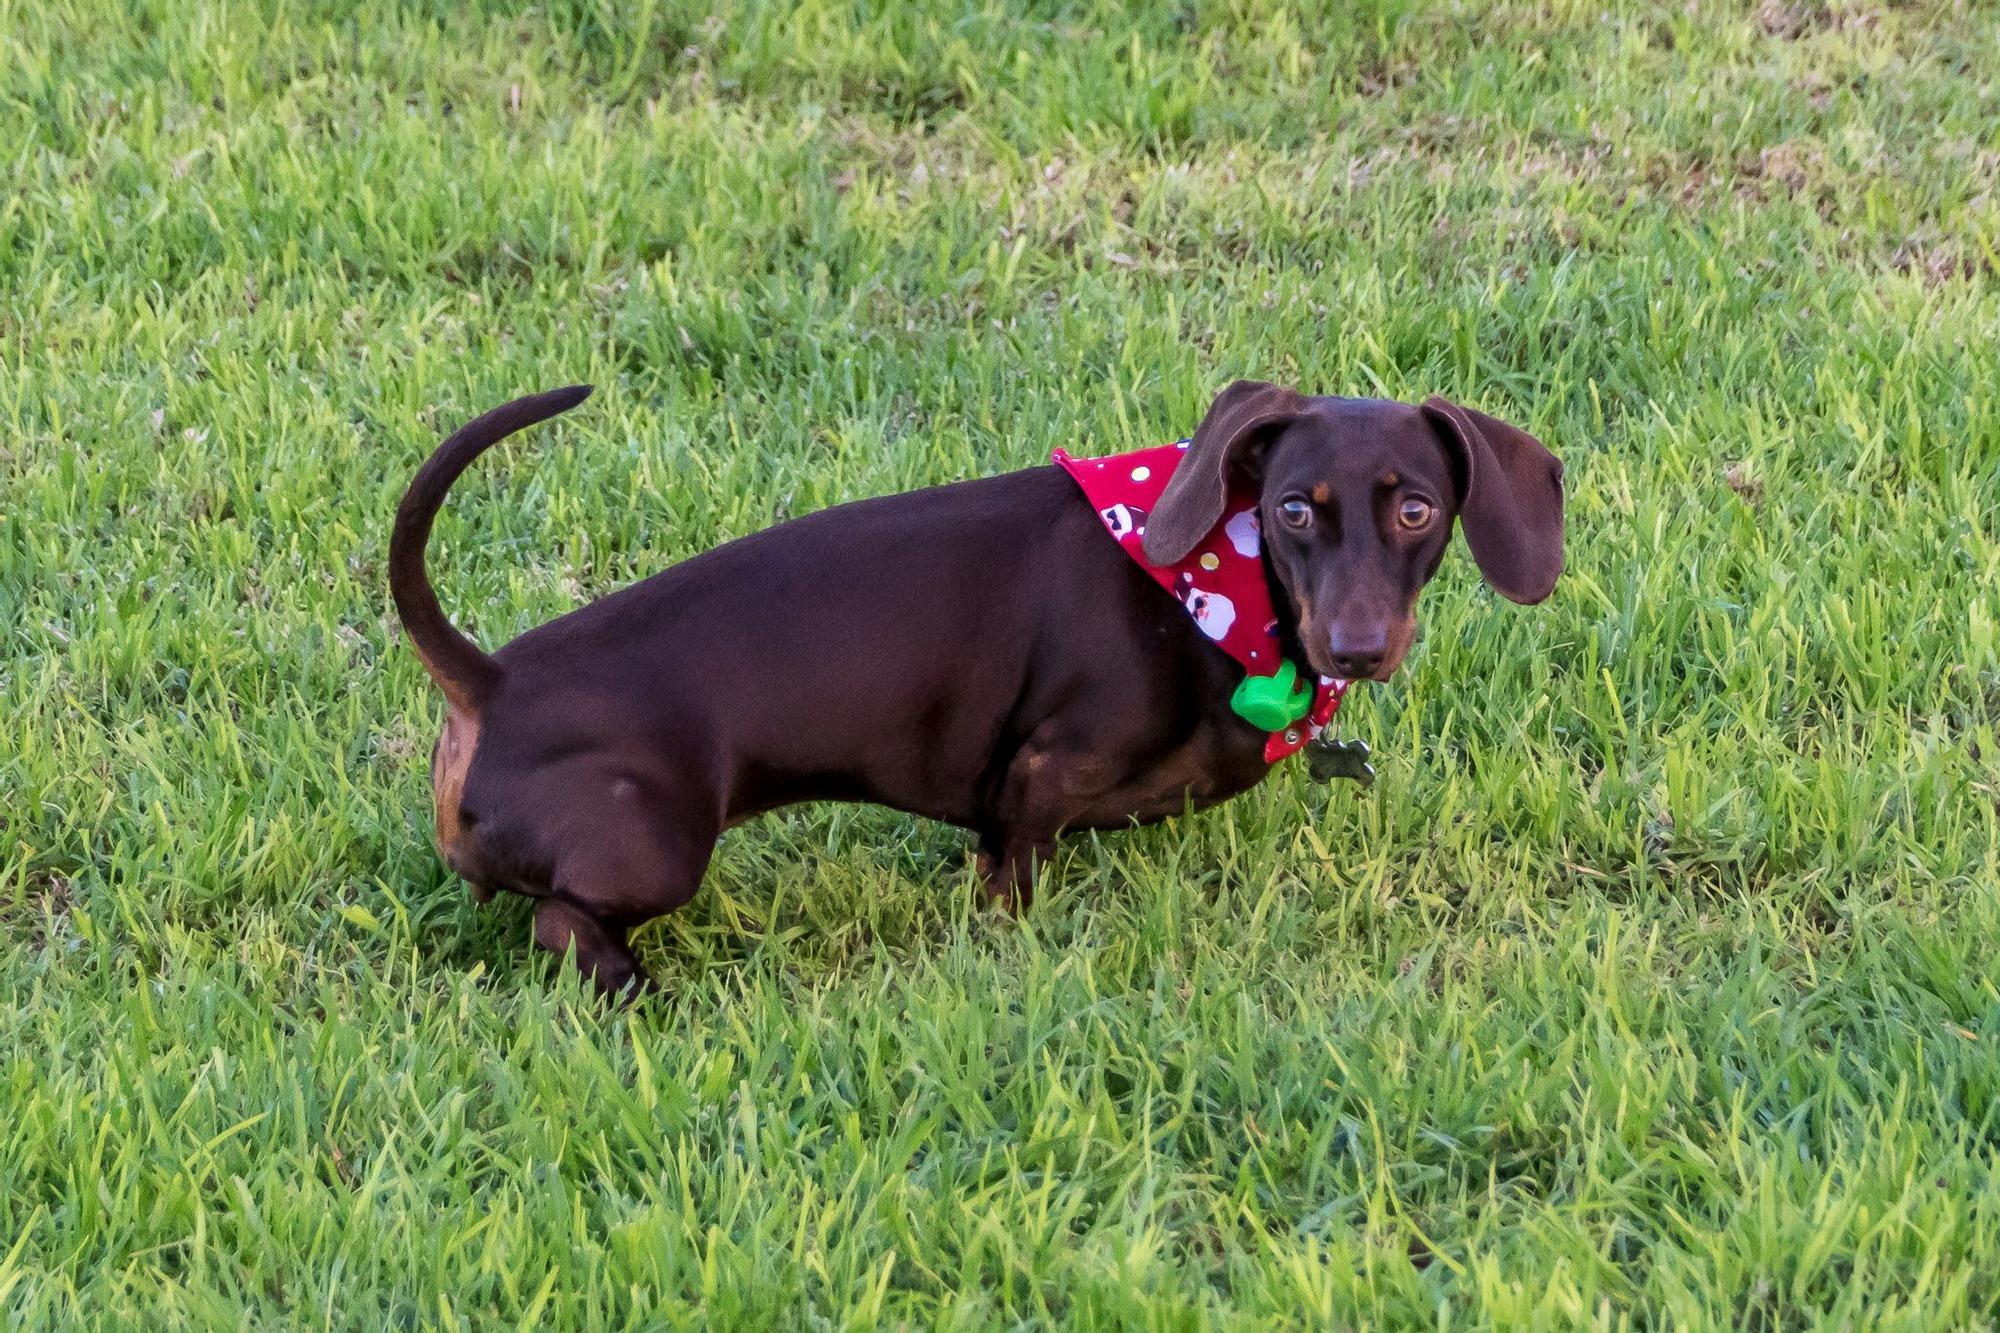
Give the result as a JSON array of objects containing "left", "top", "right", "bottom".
[{"left": 1230, "top": 660, "right": 1313, "bottom": 731}]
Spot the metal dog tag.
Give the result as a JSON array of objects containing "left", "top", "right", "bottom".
[{"left": 1305, "top": 736, "right": 1374, "bottom": 787}]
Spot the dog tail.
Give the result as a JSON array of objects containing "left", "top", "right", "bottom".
[{"left": 389, "top": 385, "right": 594, "bottom": 715}]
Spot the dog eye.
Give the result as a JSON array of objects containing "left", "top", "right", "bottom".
[
  {"left": 1278, "top": 498, "right": 1313, "bottom": 529},
  {"left": 1397, "top": 498, "right": 1435, "bottom": 530}
]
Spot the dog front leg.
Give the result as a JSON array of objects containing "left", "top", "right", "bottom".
[
  {"left": 981, "top": 737, "right": 1124, "bottom": 914},
  {"left": 977, "top": 835, "right": 1057, "bottom": 915}
]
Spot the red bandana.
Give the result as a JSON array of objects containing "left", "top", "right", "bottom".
[{"left": 1053, "top": 441, "right": 1348, "bottom": 763}]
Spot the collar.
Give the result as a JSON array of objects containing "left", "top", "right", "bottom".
[{"left": 1053, "top": 441, "right": 1349, "bottom": 764}]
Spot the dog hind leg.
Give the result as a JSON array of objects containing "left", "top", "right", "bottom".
[
  {"left": 534, "top": 898, "right": 649, "bottom": 998},
  {"left": 535, "top": 788, "right": 717, "bottom": 998}
]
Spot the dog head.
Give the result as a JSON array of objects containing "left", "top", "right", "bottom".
[{"left": 1142, "top": 380, "right": 1564, "bottom": 682}]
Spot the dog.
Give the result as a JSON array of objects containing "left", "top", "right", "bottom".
[{"left": 390, "top": 380, "right": 1563, "bottom": 995}]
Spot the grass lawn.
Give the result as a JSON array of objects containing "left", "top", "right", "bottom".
[{"left": 5, "top": 0, "right": 2000, "bottom": 1325}]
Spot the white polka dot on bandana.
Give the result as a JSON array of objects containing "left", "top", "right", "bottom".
[
  {"left": 1199, "top": 552, "right": 1220, "bottom": 571},
  {"left": 1131, "top": 466, "right": 1151, "bottom": 482}
]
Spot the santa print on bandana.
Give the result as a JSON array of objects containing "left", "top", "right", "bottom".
[{"left": 1053, "top": 441, "right": 1350, "bottom": 764}]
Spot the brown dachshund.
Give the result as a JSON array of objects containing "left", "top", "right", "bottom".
[{"left": 390, "top": 381, "right": 1563, "bottom": 995}]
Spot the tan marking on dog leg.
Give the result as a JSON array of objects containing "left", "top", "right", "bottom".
[{"left": 431, "top": 707, "right": 482, "bottom": 877}]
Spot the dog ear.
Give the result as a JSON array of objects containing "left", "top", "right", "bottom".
[
  {"left": 1421, "top": 397, "right": 1564, "bottom": 604},
  {"left": 1143, "top": 380, "right": 1307, "bottom": 565}
]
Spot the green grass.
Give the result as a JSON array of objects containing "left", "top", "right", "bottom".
[{"left": 3, "top": 0, "right": 1999, "bottom": 1325}]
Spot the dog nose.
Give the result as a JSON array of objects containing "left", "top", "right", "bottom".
[{"left": 1326, "top": 624, "right": 1388, "bottom": 679}]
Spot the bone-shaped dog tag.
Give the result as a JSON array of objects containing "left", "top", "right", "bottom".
[{"left": 1306, "top": 736, "right": 1374, "bottom": 787}]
